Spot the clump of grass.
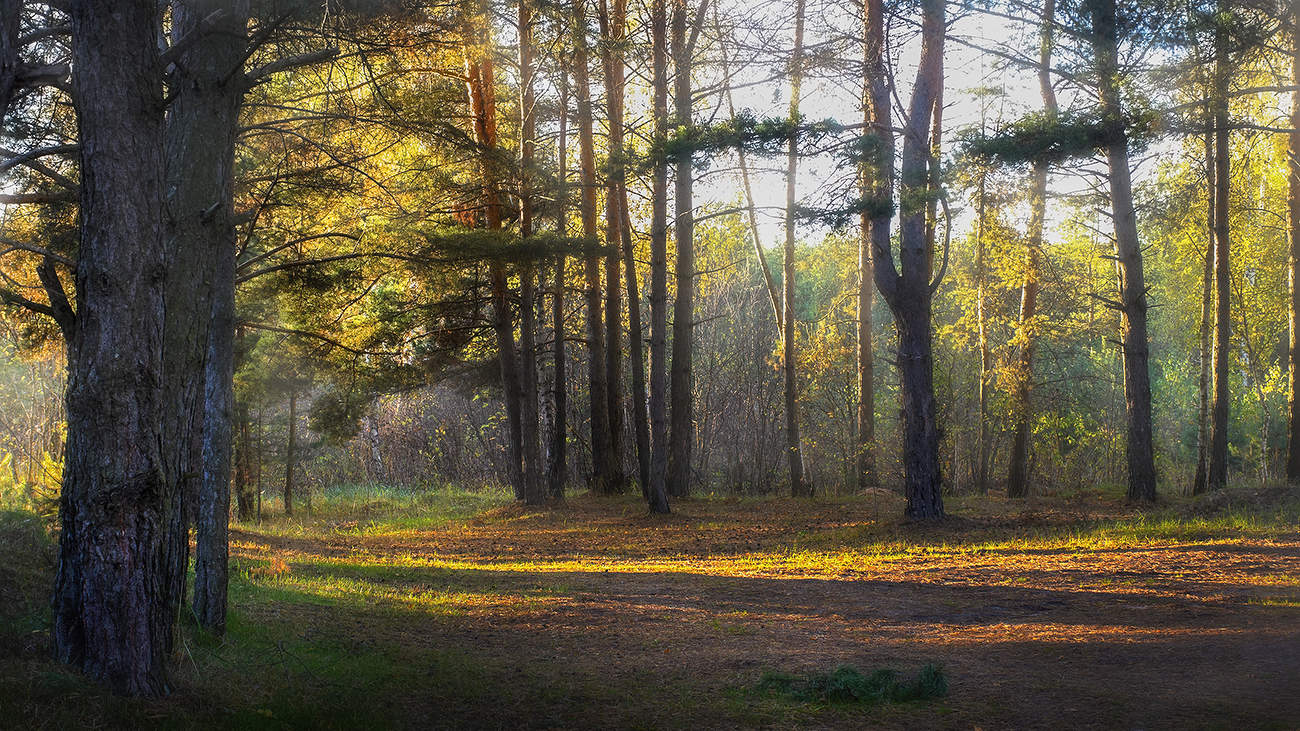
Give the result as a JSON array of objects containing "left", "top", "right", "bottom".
[{"left": 757, "top": 663, "right": 947, "bottom": 705}]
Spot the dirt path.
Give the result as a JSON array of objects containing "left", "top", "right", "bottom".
[{"left": 227, "top": 495, "right": 1300, "bottom": 729}]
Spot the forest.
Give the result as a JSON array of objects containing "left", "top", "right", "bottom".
[{"left": 1, "top": 0, "right": 1299, "bottom": 727}]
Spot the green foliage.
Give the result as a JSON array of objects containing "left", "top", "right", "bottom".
[
  {"left": 758, "top": 664, "right": 949, "bottom": 705},
  {"left": 959, "top": 107, "right": 1162, "bottom": 166}
]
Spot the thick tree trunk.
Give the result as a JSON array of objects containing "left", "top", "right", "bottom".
[
  {"left": 868, "top": 0, "right": 944, "bottom": 519},
  {"left": 599, "top": 0, "right": 628, "bottom": 495},
  {"left": 1208, "top": 18, "right": 1230, "bottom": 492},
  {"left": 784, "top": 0, "right": 809, "bottom": 498},
  {"left": 1007, "top": 0, "right": 1056, "bottom": 499},
  {"left": 648, "top": 0, "right": 671, "bottom": 511},
  {"left": 548, "top": 75, "right": 569, "bottom": 501},
  {"left": 1288, "top": 18, "right": 1300, "bottom": 483},
  {"left": 1092, "top": 0, "right": 1157, "bottom": 501},
  {"left": 574, "top": 0, "right": 612, "bottom": 494},
  {"left": 667, "top": 0, "right": 696, "bottom": 499},
  {"left": 162, "top": 0, "right": 249, "bottom": 638},
  {"left": 53, "top": 0, "right": 170, "bottom": 695}
]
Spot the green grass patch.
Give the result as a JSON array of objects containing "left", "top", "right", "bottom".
[{"left": 757, "top": 663, "right": 949, "bottom": 706}]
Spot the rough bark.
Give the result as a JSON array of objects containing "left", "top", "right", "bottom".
[
  {"left": 648, "top": 0, "right": 671, "bottom": 510},
  {"left": 1006, "top": 0, "right": 1057, "bottom": 499},
  {"left": 784, "top": 0, "right": 809, "bottom": 498},
  {"left": 574, "top": 0, "right": 612, "bottom": 494},
  {"left": 52, "top": 0, "right": 170, "bottom": 695},
  {"left": 162, "top": 0, "right": 249, "bottom": 638},
  {"left": 1091, "top": 0, "right": 1157, "bottom": 501},
  {"left": 868, "top": 0, "right": 945, "bottom": 519}
]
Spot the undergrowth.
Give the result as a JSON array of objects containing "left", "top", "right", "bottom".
[{"left": 757, "top": 664, "right": 949, "bottom": 706}]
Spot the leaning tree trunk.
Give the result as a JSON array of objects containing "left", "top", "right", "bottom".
[
  {"left": 53, "top": 0, "right": 171, "bottom": 696},
  {"left": 1092, "top": 0, "right": 1157, "bottom": 501},
  {"left": 783, "top": 0, "right": 809, "bottom": 497},
  {"left": 1288, "top": 14, "right": 1300, "bottom": 483},
  {"left": 1007, "top": 0, "right": 1057, "bottom": 499},
  {"left": 1207, "top": 13, "right": 1231, "bottom": 492},
  {"left": 647, "top": 0, "right": 672, "bottom": 512},
  {"left": 867, "top": 0, "right": 945, "bottom": 519}
]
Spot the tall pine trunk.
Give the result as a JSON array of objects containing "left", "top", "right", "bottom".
[
  {"left": 1006, "top": 0, "right": 1057, "bottom": 499},
  {"left": 599, "top": 0, "right": 627, "bottom": 495},
  {"left": 1091, "top": 0, "right": 1157, "bottom": 501},
  {"left": 1288, "top": 11, "right": 1300, "bottom": 483},
  {"left": 53, "top": 0, "right": 171, "bottom": 696},
  {"left": 667, "top": 0, "right": 696, "bottom": 498},
  {"left": 1193, "top": 118, "right": 1214, "bottom": 494},
  {"left": 519, "top": 0, "right": 544, "bottom": 505},
  {"left": 574, "top": 0, "right": 612, "bottom": 493},
  {"left": 868, "top": 0, "right": 945, "bottom": 519},
  {"left": 975, "top": 169, "right": 990, "bottom": 494},
  {"left": 163, "top": 0, "right": 250, "bottom": 638},
  {"left": 549, "top": 74, "right": 570, "bottom": 500},
  {"left": 648, "top": 0, "right": 672, "bottom": 511},
  {"left": 1207, "top": 12, "right": 1231, "bottom": 492},
  {"left": 600, "top": 0, "right": 651, "bottom": 496},
  {"left": 465, "top": 18, "right": 526, "bottom": 499},
  {"left": 784, "top": 0, "right": 809, "bottom": 497},
  {"left": 856, "top": 24, "right": 876, "bottom": 490}
]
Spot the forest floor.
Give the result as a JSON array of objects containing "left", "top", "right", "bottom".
[{"left": 2, "top": 483, "right": 1300, "bottom": 729}]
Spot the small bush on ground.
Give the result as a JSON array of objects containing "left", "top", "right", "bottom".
[{"left": 758, "top": 663, "right": 948, "bottom": 705}]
